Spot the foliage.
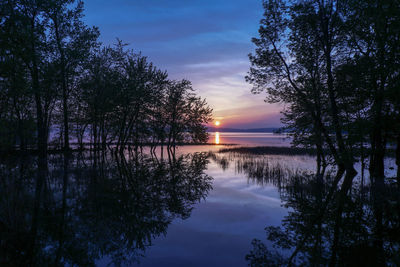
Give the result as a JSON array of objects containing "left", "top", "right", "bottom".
[
  {"left": 247, "top": 0, "right": 400, "bottom": 187},
  {"left": 0, "top": 0, "right": 212, "bottom": 153}
]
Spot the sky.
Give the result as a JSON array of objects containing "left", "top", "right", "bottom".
[{"left": 83, "top": 0, "right": 282, "bottom": 129}]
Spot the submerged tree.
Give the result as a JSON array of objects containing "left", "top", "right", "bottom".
[
  {"left": 248, "top": 2, "right": 400, "bottom": 265},
  {"left": 248, "top": 0, "right": 400, "bottom": 194},
  {"left": 43, "top": 0, "right": 99, "bottom": 150},
  {"left": 77, "top": 43, "right": 212, "bottom": 152}
]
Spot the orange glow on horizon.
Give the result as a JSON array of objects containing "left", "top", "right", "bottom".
[{"left": 215, "top": 121, "right": 221, "bottom": 126}]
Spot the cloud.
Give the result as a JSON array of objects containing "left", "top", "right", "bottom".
[
  {"left": 83, "top": 0, "right": 281, "bottom": 128},
  {"left": 212, "top": 105, "right": 282, "bottom": 128}
]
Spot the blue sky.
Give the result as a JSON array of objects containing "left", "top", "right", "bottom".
[{"left": 83, "top": 0, "right": 282, "bottom": 128}]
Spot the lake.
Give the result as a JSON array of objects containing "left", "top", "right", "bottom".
[
  {"left": 135, "top": 133, "right": 308, "bottom": 267},
  {"left": 208, "top": 132, "right": 291, "bottom": 147},
  {"left": 1, "top": 133, "right": 399, "bottom": 266}
]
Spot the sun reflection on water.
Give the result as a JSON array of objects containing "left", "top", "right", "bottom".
[{"left": 215, "top": 132, "right": 220, "bottom": 144}]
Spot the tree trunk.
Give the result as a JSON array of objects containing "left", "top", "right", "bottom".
[
  {"left": 54, "top": 18, "right": 70, "bottom": 151},
  {"left": 396, "top": 134, "right": 400, "bottom": 187},
  {"left": 369, "top": 74, "right": 386, "bottom": 188},
  {"left": 30, "top": 19, "right": 47, "bottom": 156},
  {"left": 319, "top": 4, "right": 356, "bottom": 178}
]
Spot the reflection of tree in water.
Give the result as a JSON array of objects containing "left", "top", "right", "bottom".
[
  {"left": 210, "top": 151, "right": 400, "bottom": 266},
  {"left": 245, "top": 171, "right": 400, "bottom": 266},
  {"left": 0, "top": 151, "right": 212, "bottom": 266}
]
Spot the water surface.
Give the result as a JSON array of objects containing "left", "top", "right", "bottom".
[
  {"left": 1, "top": 133, "right": 399, "bottom": 266},
  {"left": 208, "top": 132, "right": 291, "bottom": 146}
]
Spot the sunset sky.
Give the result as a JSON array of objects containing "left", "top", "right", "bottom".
[{"left": 83, "top": 0, "right": 282, "bottom": 128}]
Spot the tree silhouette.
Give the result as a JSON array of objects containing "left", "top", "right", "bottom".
[{"left": 0, "top": 1, "right": 212, "bottom": 154}]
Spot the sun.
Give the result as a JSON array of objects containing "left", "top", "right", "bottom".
[{"left": 215, "top": 121, "right": 221, "bottom": 126}]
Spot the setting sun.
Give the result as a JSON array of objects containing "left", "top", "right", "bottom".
[{"left": 215, "top": 121, "right": 221, "bottom": 126}]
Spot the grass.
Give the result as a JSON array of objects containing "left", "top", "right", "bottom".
[{"left": 218, "top": 146, "right": 316, "bottom": 156}]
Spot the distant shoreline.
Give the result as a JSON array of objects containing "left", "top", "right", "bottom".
[
  {"left": 218, "top": 146, "right": 397, "bottom": 158},
  {"left": 207, "top": 127, "right": 281, "bottom": 133}
]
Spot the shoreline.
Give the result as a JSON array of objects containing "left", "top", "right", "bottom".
[{"left": 1, "top": 144, "right": 397, "bottom": 158}]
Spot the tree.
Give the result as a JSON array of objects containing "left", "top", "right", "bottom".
[
  {"left": 247, "top": 0, "right": 357, "bottom": 183},
  {"left": 43, "top": 0, "right": 99, "bottom": 150},
  {"left": 1, "top": 1, "right": 211, "bottom": 154}
]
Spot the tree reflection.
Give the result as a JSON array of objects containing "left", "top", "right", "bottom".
[
  {"left": 209, "top": 151, "right": 400, "bottom": 266},
  {"left": 0, "top": 151, "right": 212, "bottom": 266},
  {"left": 244, "top": 170, "right": 400, "bottom": 266}
]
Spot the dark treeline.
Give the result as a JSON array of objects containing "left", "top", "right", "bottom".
[
  {"left": 0, "top": 0, "right": 212, "bottom": 154},
  {"left": 247, "top": 0, "right": 400, "bottom": 188}
]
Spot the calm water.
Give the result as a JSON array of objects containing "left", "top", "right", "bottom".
[
  {"left": 208, "top": 132, "right": 291, "bottom": 146},
  {"left": 1, "top": 133, "right": 399, "bottom": 266},
  {"left": 134, "top": 135, "right": 315, "bottom": 266}
]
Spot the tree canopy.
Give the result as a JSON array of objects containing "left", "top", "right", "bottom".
[{"left": 0, "top": 0, "right": 212, "bottom": 154}]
